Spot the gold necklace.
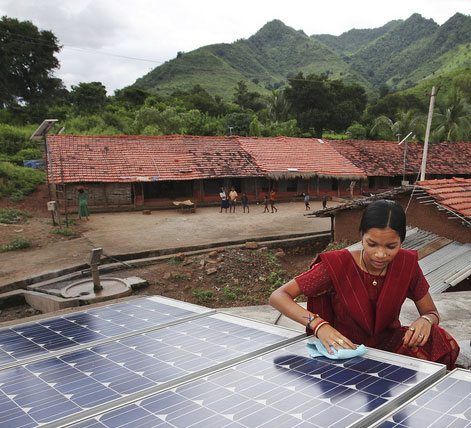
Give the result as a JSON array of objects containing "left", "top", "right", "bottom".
[{"left": 360, "top": 249, "right": 386, "bottom": 286}]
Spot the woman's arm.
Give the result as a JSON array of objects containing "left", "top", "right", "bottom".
[
  {"left": 403, "top": 292, "right": 439, "bottom": 348},
  {"left": 269, "top": 279, "right": 314, "bottom": 326},
  {"left": 269, "top": 279, "right": 356, "bottom": 353}
]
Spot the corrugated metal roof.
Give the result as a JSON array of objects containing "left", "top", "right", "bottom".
[
  {"left": 402, "top": 228, "right": 438, "bottom": 251},
  {"left": 419, "top": 242, "right": 471, "bottom": 294}
]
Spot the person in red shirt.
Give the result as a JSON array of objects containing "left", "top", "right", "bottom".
[
  {"left": 269, "top": 190, "right": 277, "bottom": 213},
  {"left": 269, "top": 199, "right": 459, "bottom": 369}
]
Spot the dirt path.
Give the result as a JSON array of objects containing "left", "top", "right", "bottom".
[{"left": 1, "top": 192, "right": 331, "bottom": 287}]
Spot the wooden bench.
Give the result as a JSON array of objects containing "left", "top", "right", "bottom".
[{"left": 173, "top": 200, "right": 196, "bottom": 213}]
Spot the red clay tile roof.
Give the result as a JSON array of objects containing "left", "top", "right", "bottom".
[
  {"left": 47, "top": 134, "right": 471, "bottom": 184},
  {"left": 417, "top": 177, "right": 471, "bottom": 218},
  {"left": 47, "top": 135, "right": 265, "bottom": 183},
  {"left": 328, "top": 140, "right": 471, "bottom": 176},
  {"left": 238, "top": 137, "right": 366, "bottom": 179}
]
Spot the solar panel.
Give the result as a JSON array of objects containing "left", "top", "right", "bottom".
[
  {"left": 0, "top": 312, "right": 302, "bottom": 427},
  {"left": 0, "top": 296, "right": 213, "bottom": 367},
  {"left": 64, "top": 339, "right": 445, "bottom": 428},
  {"left": 372, "top": 368, "right": 471, "bottom": 427}
]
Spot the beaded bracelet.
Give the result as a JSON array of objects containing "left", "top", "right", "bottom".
[
  {"left": 313, "top": 320, "right": 330, "bottom": 338},
  {"left": 304, "top": 313, "right": 320, "bottom": 330}
]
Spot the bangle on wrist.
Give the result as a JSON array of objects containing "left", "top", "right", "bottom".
[
  {"left": 306, "top": 313, "right": 320, "bottom": 330},
  {"left": 424, "top": 311, "right": 440, "bottom": 325},
  {"left": 313, "top": 320, "right": 329, "bottom": 338},
  {"left": 420, "top": 315, "right": 434, "bottom": 325}
]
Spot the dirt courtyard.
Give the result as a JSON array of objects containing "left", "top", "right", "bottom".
[
  {"left": 0, "top": 185, "right": 332, "bottom": 286},
  {"left": 0, "top": 185, "right": 334, "bottom": 321}
]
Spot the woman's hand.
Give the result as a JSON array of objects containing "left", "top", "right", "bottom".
[
  {"left": 403, "top": 317, "right": 432, "bottom": 349},
  {"left": 316, "top": 324, "right": 356, "bottom": 354}
]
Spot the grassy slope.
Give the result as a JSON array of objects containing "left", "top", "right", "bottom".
[{"left": 134, "top": 14, "right": 471, "bottom": 99}]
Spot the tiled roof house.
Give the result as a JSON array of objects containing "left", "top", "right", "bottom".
[
  {"left": 328, "top": 140, "right": 471, "bottom": 189},
  {"left": 46, "top": 135, "right": 368, "bottom": 211},
  {"left": 309, "top": 178, "right": 471, "bottom": 244},
  {"left": 238, "top": 137, "right": 366, "bottom": 180},
  {"left": 44, "top": 134, "right": 471, "bottom": 212},
  {"left": 48, "top": 135, "right": 265, "bottom": 183}
]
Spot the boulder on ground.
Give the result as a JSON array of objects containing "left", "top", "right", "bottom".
[{"left": 245, "top": 241, "right": 259, "bottom": 249}]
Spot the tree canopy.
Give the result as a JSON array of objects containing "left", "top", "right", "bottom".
[
  {"left": 0, "top": 16, "right": 62, "bottom": 110},
  {"left": 284, "top": 72, "right": 367, "bottom": 137}
]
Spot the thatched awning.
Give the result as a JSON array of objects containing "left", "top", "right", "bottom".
[
  {"left": 267, "top": 171, "right": 366, "bottom": 181},
  {"left": 306, "top": 186, "right": 413, "bottom": 218}
]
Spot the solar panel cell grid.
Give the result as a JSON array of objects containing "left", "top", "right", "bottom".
[
  {"left": 374, "top": 369, "right": 471, "bottom": 428},
  {"left": 0, "top": 313, "right": 300, "bottom": 427},
  {"left": 0, "top": 297, "right": 212, "bottom": 365},
  {"left": 70, "top": 340, "right": 444, "bottom": 428}
]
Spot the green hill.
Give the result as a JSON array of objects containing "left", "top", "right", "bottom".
[{"left": 134, "top": 13, "right": 471, "bottom": 99}]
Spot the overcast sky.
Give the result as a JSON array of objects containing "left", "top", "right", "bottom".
[{"left": 1, "top": 0, "right": 470, "bottom": 95}]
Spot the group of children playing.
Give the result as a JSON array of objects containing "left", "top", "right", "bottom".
[
  {"left": 219, "top": 187, "right": 278, "bottom": 213},
  {"left": 220, "top": 188, "right": 328, "bottom": 213}
]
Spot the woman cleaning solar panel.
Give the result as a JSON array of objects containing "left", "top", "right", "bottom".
[{"left": 270, "top": 199, "right": 459, "bottom": 370}]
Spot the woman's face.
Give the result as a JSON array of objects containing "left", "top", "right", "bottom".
[{"left": 361, "top": 227, "right": 401, "bottom": 273}]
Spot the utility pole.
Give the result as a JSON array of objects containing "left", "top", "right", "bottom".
[
  {"left": 398, "top": 131, "right": 413, "bottom": 184},
  {"left": 420, "top": 86, "right": 438, "bottom": 181}
]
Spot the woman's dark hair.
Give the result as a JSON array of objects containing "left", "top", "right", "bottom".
[{"left": 359, "top": 199, "right": 406, "bottom": 242}]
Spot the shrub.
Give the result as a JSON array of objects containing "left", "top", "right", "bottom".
[
  {"left": 0, "top": 208, "right": 32, "bottom": 224},
  {"left": 0, "top": 162, "right": 45, "bottom": 199},
  {"left": 14, "top": 148, "right": 44, "bottom": 160},
  {"left": 51, "top": 227, "right": 77, "bottom": 237},
  {"left": 322, "top": 240, "right": 354, "bottom": 252},
  {"left": 192, "top": 289, "right": 214, "bottom": 304},
  {"left": 0, "top": 124, "right": 36, "bottom": 155},
  {"left": 1, "top": 237, "right": 32, "bottom": 252}
]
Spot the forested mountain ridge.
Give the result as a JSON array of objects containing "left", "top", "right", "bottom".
[{"left": 135, "top": 13, "right": 471, "bottom": 98}]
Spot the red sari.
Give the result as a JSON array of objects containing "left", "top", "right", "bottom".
[{"left": 295, "top": 249, "right": 459, "bottom": 370}]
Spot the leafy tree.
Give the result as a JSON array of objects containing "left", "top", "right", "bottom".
[
  {"left": 134, "top": 107, "right": 161, "bottom": 133},
  {"left": 346, "top": 122, "right": 367, "bottom": 139},
  {"left": 0, "top": 16, "right": 63, "bottom": 110},
  {"left": 114, "top": 86, "right": 150, "bottom": 109},
  {"left": 284, "top": 72, "right": 366, "bottom": 137},
  {"left": 223, "top": 112, "right": 254, "bottom": 136},
  {"left": 284, "top": 73, "right": 330, "bottom": 137},
  {"left": 367, "top": 93, "right": 426, "bottom": 123},
  {"left": 261, "top": 119, "right": 300, "bottom": 137},
  {"left": 452, "top": 73, "right": 471, "bottom": 103},
  {"left": 249, "top": 116, "right": 261, "bottom": 136},
  {"left": 379, "top": 84, "right": 390, "bottom": 98},
  {"left": 70, "top": 82, "right": 107, "bottom": 114},
  {"left": 63, "top": 115, "right": 107, "bottom": 134},
  {"left": 233, "top": 81, "right": 265, "bottom": 112},
  {"left": 170, "top": 85, "right": 226, "bottom": 117}
]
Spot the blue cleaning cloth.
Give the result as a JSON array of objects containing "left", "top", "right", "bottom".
[{"left": 306, "top": 342, "right": 367, "bottom": 360}]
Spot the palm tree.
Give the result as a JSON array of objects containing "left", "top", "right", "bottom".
[
  {"left": 432, "top": 89, "right": 471, "bottom": 142},
  {"left": 370, "top": 109, "right": 425, "bottom": 141},
  {"left": 266, "top": 90, "right": 290, "bottom": 124}
]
